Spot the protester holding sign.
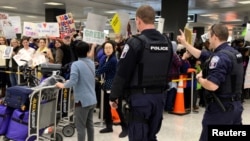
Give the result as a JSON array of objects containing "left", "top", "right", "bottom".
[
  {"left": 0, "top": 36, "right": 9, "bottom": 98},
  {"left": 7, "top": 38, "right": 22, "bottom": 86},
  {"left": 35, "top": 38, "right": 54, "bottom": 63}
]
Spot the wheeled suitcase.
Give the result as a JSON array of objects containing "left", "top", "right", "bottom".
[
  {"left": 5, "top": 109, "right": 29, "bottom": 141},
  {"left": 4, "top": 86, "right": 33, "bottom": 110},
  {"left": 0, "top": 104, "right": 13, "bottom": 135}
]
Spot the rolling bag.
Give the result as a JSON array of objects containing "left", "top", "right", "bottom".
[
  {"left": 4, "top": 86, "right": 33, "bottom": 110},
  {"left": 5, "top": 109, "right": 29, "bottom": 141},
  {"left": 0, "top": 104, "right": 13, "bottom": 135}
]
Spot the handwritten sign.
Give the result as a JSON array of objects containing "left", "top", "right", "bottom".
[
  {"left": 56, "top": 13, "right": 76, "bottom": 37},
  {"left": 83, "top": 28, "right": 105, "bottom": 45},
  {"left": 85, "top": 13, "right": 107, "bottom": 31},
  {"left": 13, "top": 50, "right": 32, "bottom": 66},
  {"left": 0, "top": 19, "right": 16, "bottom": 39},
  {"left": 0, "top": 45, "right": 7, "bottom": 67},
  {"left": 9, "top": 16, "right": 22, "bottom": 33},
  {"left": 23, "top": 22, "right": 39, "bottom": 37},
  {"left": 2, "top": 46, "right": 13, "bottom": 59},
  {"left": 37, "top": 22, "right": 59, "bottom": 37},
  {"left": 0, "top": 13, "right": 8, "bottom": 34},
  {"left": 244, "top": 23, "right": 250, "bottom": 42},
  {"left": 110, "top": 13, "right": 121, "bottom": 34},
  {"left": 244, "top": 56, "right": 250, "bottom": 89}
]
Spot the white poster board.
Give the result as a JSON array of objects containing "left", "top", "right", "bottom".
[
  {"left": 0, "top": 45, "right": 6, "bottom": 67},
  {"left": 244, "top": 56, "right": 250, "bottom": 89},
  {"left": 83, "top": 28, "right": 105, "bottom": 45},
  {"left": 9, "top": 16, "right": 22, "bottom": 33},
  {"left": 37, "top": 22, "right": 60, "bottom": 37},
  {"left": 23, "top": 22, "right": 39, "bottom": 37},
  {"left": 56, "top": 13, "right": 76, "bottom": 38},
  {"left": 117, "top": 11, "right": 130, "bottom": 35},
  {"left": 2, "top": 46, "right": 13, "bottom": 59},
  {"left": 157, "top": 18, "right": 165, "bottom": 34},
  {"left": 244, "top": 23, "right": 250, "bottom": 42},
  {"left": 0, "top": 19, "right": 16, "bottom": 39},
  {"left": 13, "top": 51, "right": 32, "bottom": 66},
  {"left": 85, "top": 13, "right": 107, "bottom": 32}
]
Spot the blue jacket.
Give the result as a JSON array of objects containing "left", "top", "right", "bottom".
[
  {"left": 64, "top": 57, "right": 97, "bottom": 107},
  {"left": 96, "top": 54, "right": 117, "bottom": 90}
]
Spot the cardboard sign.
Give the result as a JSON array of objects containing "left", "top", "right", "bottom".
[
  {"left": 23, "top": 22, "right": 39, "bottom": 37},
  {"left": 110, "top": 13, "right": 121, "bottom": 34},
  {"left": 83, "top": 28, "right": 105, "bottom": 45},
  {"left": 244, "top": 56, "right": 250, "bottom": 89},
  {"left": 9, "top": 16, "right": 22, "bottom": 33},
  {"left": 244, "top": 23, "right": 250, "bottom": 42},
  {"left": 157, "top": 18, "right": 165, "bottom": 34},
  {"left": 56, "top": 13, "right": 76, "bottom": 37},
  {"left": 0, "top": 19, "right": 16, "bottom": 39},
  {"left": 37, "top": 22, "right": 59, "bottom": 37},
  {"left": 0, "top": 45, "right": 7, "bottom": 67},
  {"left": 2, "top": 46, "right": 13, "bottom": 59},
  {"left": 85, "top": 13, "right": 107, "bottom": 32}
]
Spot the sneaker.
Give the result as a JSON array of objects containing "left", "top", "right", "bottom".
[
  {"left": 99, "top": 128, "right": 113, "bottom": 133},
  {"left": 119, "top": 129, "right": 128, "bottom": 138}
]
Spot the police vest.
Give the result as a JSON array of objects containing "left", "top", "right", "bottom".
[
  {"left": 205, "top": 49, "right": 243, "bottom": 95},
  {"left": 129, "top": 34, "right": 173, "bottom": 88}
]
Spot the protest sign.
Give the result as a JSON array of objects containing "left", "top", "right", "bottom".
[
  {"left": 83, "top": 28, "right": 105, "bottom": 45},
  {"left": 2, "top": 46, "right": 13, "bottom": 59},
  {"left": 9, "top": 16, "right": 22, "bottom": 33},
  {"left": 37, "top": 22, "right": 59, "bottom": 37},
  {"left": 23, "top": 22, "right": 39, "bottom": 37},
  {"left": 0, "top": 45, "right": 7, "bottom": 67},
  {"left": 56, "top": 13, "right": 76, "bottom": 38}
]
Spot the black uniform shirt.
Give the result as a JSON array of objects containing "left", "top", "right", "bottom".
[
  {"left": 200, "top": 42, "right": 235, "bottom": 87},
  {"left": 109, "top": 29, "right": 166, "bottom": 101}
]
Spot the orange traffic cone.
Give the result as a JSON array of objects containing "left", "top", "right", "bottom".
[
  {"left": 111, "top": 108, "right": 121, "bottom": 124},
  {"left": 170, "top": 77, "right": 189, "bottom": 115}
]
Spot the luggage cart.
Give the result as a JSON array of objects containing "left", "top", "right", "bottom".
[
  {"left": 26, "top": 85, "right": 63, "bottom": 141},
  {"left": 57, "top": 88, "right": 75, "bottom": 137}
]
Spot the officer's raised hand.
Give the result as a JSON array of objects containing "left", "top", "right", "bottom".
[
  {"left": 177, "top": 29, "right": 187, "bottom": 46},
  {"left": 177, "top": 29, "right": 202, "bottom": 59}
]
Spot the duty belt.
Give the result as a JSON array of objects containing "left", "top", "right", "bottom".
[
  {"left": 130, "top": 88, "right": 164, "bottom": 94},
  {"left": 206, "top": 95, "right": 241, "bottom": 103}
]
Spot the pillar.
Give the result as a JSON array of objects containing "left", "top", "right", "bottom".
[
  {"left": 45, "top": 8, "right": 66, "bottom": 22},
  {"left": 161, "top": 0, "right": 189, "bottom": 40}
]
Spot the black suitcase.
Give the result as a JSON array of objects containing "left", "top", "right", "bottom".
[{"left": 4, "top": 86, "right": 33, "bottom": 111}]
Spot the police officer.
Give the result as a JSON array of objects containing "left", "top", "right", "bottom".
[
  {"left": 177, "top": 24, "right": 244, "bottom": 141},
  {"left": 109, "top": 5, "right": 173, "bottom": 141}
]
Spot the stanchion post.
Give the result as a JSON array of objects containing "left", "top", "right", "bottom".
[
  {"left": 17, "top": 66, "right": 20, "bottom": 84},
  {"left": 94, "top": 75, "right": 104, "bottom": 127},
  {"left": 188, "top": 68, "right": 198, "bottom": 113}
]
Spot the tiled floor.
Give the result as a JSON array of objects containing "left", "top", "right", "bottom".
[
  {"left": 1, "top": 99, "right": 250, "bottom": 141},
  {"left": 63, "top": 99, "right": 250, "bottom": 141}
]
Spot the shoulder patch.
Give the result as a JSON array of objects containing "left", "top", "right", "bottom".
[
  {"left": 209, "top": 56, "right": 220, "bottom": 69},
  {"left": 120, "top": 44, "right": 129, "bottom": 59}
]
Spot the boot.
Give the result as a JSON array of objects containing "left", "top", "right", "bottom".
[
  {"left": 119, "top": 125, "right": 128, "bottom": 138},
  {"left": 99, "top": 123, "right": 113, "bottom": 133}
]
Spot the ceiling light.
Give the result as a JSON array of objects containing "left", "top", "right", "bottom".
[
  {"left": 200, "top": 14, "right": 216, "bottom": 17},
  {"left": 105, "top": 11, "right": 116, "bottom": 14},
  {"left": 0, "top": 6, "right": 17, "bottom": 9},
  {"left": 238, "top": 1, "right": 250, "bottom": 4},
  {"left": 26, "top": 15, "right": 37, "bottom": 18},
  {"left": 44, "top": 2, "right": 64, "bottom": 6}
]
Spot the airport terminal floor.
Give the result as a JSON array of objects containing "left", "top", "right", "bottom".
[
  {"left": 0, "top": 99, "right": 249, "bottom": 141},
  {"left": 62, "top": 99, "right": 250, "bottom": 141}
]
